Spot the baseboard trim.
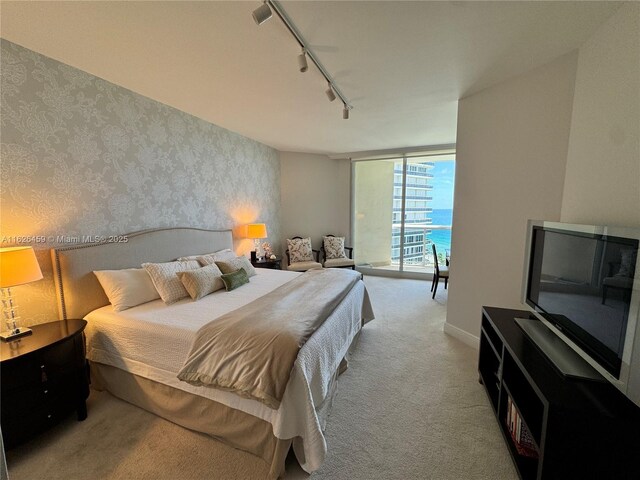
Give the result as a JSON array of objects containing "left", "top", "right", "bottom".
[
  {"left": 356, "top": 266, "right": 431, "bottom": 281},
  {"left": 443, "top": 321, "right": 479, "bottom": 349}
]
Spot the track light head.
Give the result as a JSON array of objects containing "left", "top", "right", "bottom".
[
  {"left": 325, "top": 83, "right": 336, "bottom": 102},
  {"left": 252, "top": 0, "right": 352, "bottom": 118},
  {"left": 252, "top": 2, "right": 272, "bottom": 25},
  {"left": 298, "top": 50, "right": 308, "bottom": 73}
]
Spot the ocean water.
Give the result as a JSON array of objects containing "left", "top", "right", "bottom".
[{"left": 427, "top": 208, "right": 453, "bottom": 254}]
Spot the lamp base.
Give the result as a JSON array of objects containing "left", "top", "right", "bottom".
[
  {"left": 250, "top": 251, "right": 257, "bottom": 262},
  {"left": 0, "top": 327, "right": 32, "bottom": 341}
]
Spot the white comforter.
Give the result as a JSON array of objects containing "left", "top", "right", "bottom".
[{"left": 85, "top": 268, "right": 368, "bottom": 472}]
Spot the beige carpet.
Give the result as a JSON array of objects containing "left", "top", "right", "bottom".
[{"left": 6, "top": 276, "right": 517, "bottom": 480}]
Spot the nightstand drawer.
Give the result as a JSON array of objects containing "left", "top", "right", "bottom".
[
  {"left": 2, "top": 392, "right": 78, "bottom": 447},
  {"left": 1, "top": 319, "right": 90, "bottom": 448},
  {"left": 1, "top": 336, "right": 83, "bottom": 392},
  {"left": 1, "top": 354, "right": 78, "bottom": 392},
  {"left": 2, "top": 372, "right": 79, "bottom": 416}
]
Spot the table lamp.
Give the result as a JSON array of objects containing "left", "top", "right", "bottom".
[
  {"left": 0, "top": 246, "right": 43, "bottom": 341},
  {"left": 246, "top": 223, "right": 268, "bottom": 261}
]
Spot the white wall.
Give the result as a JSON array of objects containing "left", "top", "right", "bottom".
[
  {"left": 445, "top": 53, "right": 578, "bottom": 345},
  {"left": 279, "top": 152, "right": 351, "bottom": 263},
  {"left": 561, "top": 3, "right": 640, "bottom": 227}
]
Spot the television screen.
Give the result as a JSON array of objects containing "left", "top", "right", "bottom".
[{"left": 526, "top": 226, "right": 639, "bottom": 378}]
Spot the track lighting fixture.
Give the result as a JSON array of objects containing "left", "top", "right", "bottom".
[
  {"left": 298, "top": 49, "right": 308, "bottom": 73},
  {"left": 325, "top": 83, "right": 336, "bottom": 102},
  {"left": 253, "top": 1, "right": 352, "bottom": 119},
  {"left": 252, "top": 2, "right": 272, "bottom": 26}
]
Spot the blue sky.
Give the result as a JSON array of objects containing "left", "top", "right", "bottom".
[{"left": 430, "top": 160, "right": 455, "bottom": 209}]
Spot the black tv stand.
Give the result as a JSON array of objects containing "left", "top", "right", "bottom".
[
  {"left": 479, "top": 306, "right": 640, "bottom": 480},
  {"left": 514, "top": 317, "right": 604, "bottom": 381}
]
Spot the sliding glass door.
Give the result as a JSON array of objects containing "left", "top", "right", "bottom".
[
  {"left": 353, "top": 152, "right": 455, "bottom": 275},
  {"left": 353, "top": 158, "right": 400, "bottom": 271}
]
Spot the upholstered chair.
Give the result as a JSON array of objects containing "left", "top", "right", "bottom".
[
  {"left": 285, "top": 236, "right": 323, "bottom": 272},
  {"left": 320, "top": 235, "right": 355, "bottom": 270}
]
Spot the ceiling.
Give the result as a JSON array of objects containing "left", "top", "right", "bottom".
[{"left": 0, "top": 1, "right": 620, "bottom": 155}]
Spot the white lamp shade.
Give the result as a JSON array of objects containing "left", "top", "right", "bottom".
[
  {"left": 246, "top": 223, "right": 268, "bottom": 239},
  {"left": 0, "top": 246, "right": 43, "bottom": 288}
]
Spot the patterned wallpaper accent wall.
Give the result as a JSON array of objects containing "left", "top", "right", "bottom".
[{"left": 0, "top": 39, "right": 281, "bottom": 324}]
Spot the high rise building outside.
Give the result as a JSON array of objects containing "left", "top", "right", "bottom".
[{"left": 391, "top": 161, "right": 434, "bottom": 265}]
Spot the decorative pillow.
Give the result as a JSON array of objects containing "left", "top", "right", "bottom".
[
  {"left": 176, "top": 254, "right": 203, "bottom": 262},
  {"left": 616, "top": 249, "right": 638, "bottom": 277},
  {"left": 323, "top": 236, "right": 347, "bottom": 260},
  {"left": 221, "top": 268, "right": 250, "bottom": 291},
  {"left": 178, "top": 249, "right": 235, "bottom": 263},
  {"left": 142, "top": 260, "right": 200, "bottom": 304},
  {"left": 197, "top": 248, "right": 237, "bottom": 266},
  {"left": 177, "top": 264, "right": 224, "bottom": 300},
  {"left": 93, "top": 268, "right": 160, "bottom": 311},
  {"left": 287, "top": 237, "right": 314, "bottom": 263},
  {"left": 215, "top": 256, "right": 256, "bottom": 277}
]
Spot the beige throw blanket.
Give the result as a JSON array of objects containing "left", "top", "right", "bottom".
[{"left": 177, "top": 268, "right": 362, "bottom": 409}]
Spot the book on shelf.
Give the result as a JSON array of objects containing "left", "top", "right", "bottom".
[{"left": 505, "top": 394, "right": 539, "bottom": 459}]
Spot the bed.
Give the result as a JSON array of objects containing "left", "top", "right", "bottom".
[{"left": 50, "top": 227, "right": 374, "bottom": 478}]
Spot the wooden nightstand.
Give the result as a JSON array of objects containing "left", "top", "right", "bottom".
[
  {"left": 251, "top": 256, "right": 282, "bottom": 270},
  {"left": 0, "top": 319, "right": 90, "bottom": 448}
]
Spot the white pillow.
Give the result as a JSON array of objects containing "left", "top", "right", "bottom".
[
  {"left": 93, "top": 268, "right": 160, "bottom": 311},
  {"left": 197, "top": 249, "right": 238, "bottom": 266},
  {"left": 176, "top": 254, "right": 202, "bottom": 262},
  {"left": 142, "top": 260, "right": 200, "bottom": 304},
  {"left": 177, "top": 264, "right": 225, "bottom": 300},
  {"left": 211, "top": 248, "right": 236, "bottom": 261},
  {"left": 177, "top": 249, "right": 233, "bottom": 262}
]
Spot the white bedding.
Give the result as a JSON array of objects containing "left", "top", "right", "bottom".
[{"left": 85, "top": 268, "right": 368, "bottom": 472}]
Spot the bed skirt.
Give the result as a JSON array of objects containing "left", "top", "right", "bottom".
[
  {"left": 90, "top": 363, "right": 291, "bottom": 479},
  {"left": 89, "top": 329, "right": 362, "bottom": 478}
]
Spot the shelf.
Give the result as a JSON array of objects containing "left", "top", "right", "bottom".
[
  {"left": 497, "top": 419, "right": 539, "bottom": 480},
  {"left": 478, "top": 306, "right": 640, "bottom": 480},
  {"left": 502, "top": 352, "right": 544, "bottom": 446},
  {"left": 479, "top": 334, "right": 501, "bottom": 413},
  {"left": 479, "top": 368, "right": 499, "bottom": 414},
  {"left": 481, "top": 314, "right": 503, "bottom": 357},
  {"left": 501, "top": 383, "right": 541, "bottom": 453}
]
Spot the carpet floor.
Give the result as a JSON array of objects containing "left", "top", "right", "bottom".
[{"left": 5, "top": 276, "right": 517, "bottom": 480}]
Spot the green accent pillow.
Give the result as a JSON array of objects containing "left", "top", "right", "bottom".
[{"left": 221, "top": 268, "right": 250, "bottom": 291}]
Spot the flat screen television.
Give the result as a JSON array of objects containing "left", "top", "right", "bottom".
[{"left": 522, "top": 220, "right": 640, "bottom": 407}]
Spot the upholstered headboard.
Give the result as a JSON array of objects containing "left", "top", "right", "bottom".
[{"left": 51, "top": 227, "right": 233, "bottom": 320}]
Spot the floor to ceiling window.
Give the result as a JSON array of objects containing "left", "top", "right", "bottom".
[{"left": 353, "top": 151, "right": 455, "bottom": 276}]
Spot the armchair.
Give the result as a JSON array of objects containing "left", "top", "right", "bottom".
[
  {"left": 285, "top": 236, "right": 323, "bottom": 272},
  {"left": 320, "top": 235, "right": 355, "bottom": 269}
]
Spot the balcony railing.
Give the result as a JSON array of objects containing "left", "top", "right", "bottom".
[
  {"left": 393, "top": 183, "right": 434, "bottom": 189},
  {"left": 391, "top": 224, "right": 452, "bottom": 267}
]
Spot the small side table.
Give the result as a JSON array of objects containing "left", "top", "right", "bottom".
[
  {"left": 0, "top": 319, "right": 90, "bottom": 448},
  {"left": 251, "top": 256, "right": 282, "bottom": 270}
]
